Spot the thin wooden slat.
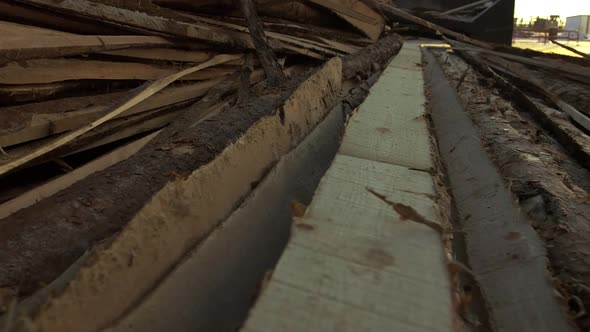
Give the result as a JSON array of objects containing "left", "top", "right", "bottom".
[
  {"left": 0, "top": 54, "right": 241, "bottom": 177},
  {"left": 243, "top": 42, "right": 452, "bottom": 332},
  {"left": 182, "top": 13, "right": 340, "bottom": 58},
  {"left": 307, "top": 0, "right": 385, "bottom": 40},
  {"left": 0, "top": 59, "right": 237, "bottom": 84},
  {"left": 12, "top": 0, "right": 242, "bottom": 46},
  {"left": 0, "top": 79, "right": 223, "bottom": 148},
  {"left": 0, "top": 21, "right": 177, "bottom": 63}
]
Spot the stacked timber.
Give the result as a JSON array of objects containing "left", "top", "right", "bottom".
[
  {"left": 0, "top": 0, "right": 401, "bottom": 322},
  {"left": 1, "top": 0, "right": 590, "bottom": 331},
  {"left": 0, "top": 0, "right": 386, "bottom": 194}
]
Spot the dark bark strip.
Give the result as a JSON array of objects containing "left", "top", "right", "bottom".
[{"left": 239, "top": 0, "right": 286, "bottom": 86}]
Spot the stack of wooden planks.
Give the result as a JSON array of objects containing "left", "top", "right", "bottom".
[{"left": 0, "top": 0, "right": 386, "bottom": 190}]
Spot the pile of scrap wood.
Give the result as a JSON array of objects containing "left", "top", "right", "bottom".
[
  {"left": 1, "top": 0, "right": 590, "bottom": 329},
  {"left": 0, "top": 0, "right": 388, "bottom": 199},
  {"left": 0, "top": 0, "right": 404, "bottom": 310}
]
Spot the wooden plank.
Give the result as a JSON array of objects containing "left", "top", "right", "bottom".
[
  {"left": 0, "top": 79, "right": 223, "bottom": 148},
  {"left": 243, "top": 42, "right": 452, "bottom": 332},
  {"left": 340, "top": 44, "right": 433, "bottom": 171},
  {"left": 0, "top": 132, "right": 159, "bottom": 219},
  {"left": 307, "top": 0, "right": 385, "bottom": 40},
  {"left": 0, "top": 1, "right": 125, "bottom": 35},
  {"left": 0, "top": 54, "right": 241, "bottom": 177},
  {"left": 0, "top": 59, "right": 237, "bottom": 84},
  {"left": 0, "top": 21, "right": 177, "bottom": 63},
  {"left": 12, "top": 0, "right": 242, "bottom": 47},
  {"left": 0, "top": 81, "right": 83, "bottom": 104},
  {"left": 100, "top": 48, "right": 214, "bottom": 62},
  {"left": 17, "top": 58, "right": 342, "bottom": 332},
  {"left": 243, "top": 154, "right": 452, "bottom": 332},
  {"left": 182, "top": 14, "right": 341, "bottom": 57}
]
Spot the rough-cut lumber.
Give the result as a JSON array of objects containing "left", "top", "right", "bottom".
[
  {"left": 0, "top": 21, "right": 177, "bottom": 63},
  {"left": 0, "top": 81, "right": 86, "bottom": 104},
  {"left": 100, "top": 48, "right": 214, "bottom": 62},
  {"left": 182, "top": 14, "right": 341, "bottom": 58},
  {"left": 0, "top": 54, "right": 240, "bottom": 177},
  {"left": 0, "top": 59, "right": 236, "bottom": 84},
  {"left": 368, "top": 1, "right": 492, "bottom": 49},
  {"left": 0, "top": 132, "right": 160, "bottom": 220},
  {"left": 244, "top": 43, "right": 451, "bottom": 332},
  {"left": 240, "top": 0, "right": 286, "bottom": 86},
  {"left": 11, "top": 0, "right": 243, "bottom": 47},
  {"left": 478, "top": 54, "right": 590, "bottom": 132},
  {"left": 0, "top": 79, "right": 223, "bottom": 148},
  {"left": 1, "top": 59, "right": 342, "bottom": 332},
  {"left": 342, "top": 33, "right": 403, "bottom": 80},
  {"left": 308, "top": 0, "right": 385, "bottom": 41},
  {"left": 424, "top": 48, "right": 574, "bottom": 331}
]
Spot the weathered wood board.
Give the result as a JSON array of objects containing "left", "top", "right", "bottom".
[
  {"left": 242, "top": 42, "right": 453, "bottom": 332},
  {"left": 0, "top": 59, "right": 236, "bottom": 84}
]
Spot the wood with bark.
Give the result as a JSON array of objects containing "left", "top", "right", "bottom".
[
  {"left": 238, "top": 54, "right": 255, "bottom": 106},
  {"left": 11, "top": 0, "right": 243, "bottom": 47},
  {"left": 342, "top": 33, "right": 403, "bottom": 80},
  {"left": 0, "top": 20, "right": 177, "bottom": 63},
  {"left": 240, "top": 0, "right": 286, "bottom": 86}
]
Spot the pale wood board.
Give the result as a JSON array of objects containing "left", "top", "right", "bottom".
[
  {"left": 1, "top": 31, "right": 176, "bottom": 63},
  {"left": 243, "top": 43, "right": 453, "bottom": 332},
  {"left": 0, "top": 54, "right": 240, "bottom": 176},
  {"left": 0, "top": 59, "right": 236, "bottom": 84},
  {"left": 340, "top": 45, "right": 432, "bottom": 171},
  {"left": 0, "top": 131, "right": 159, "bottom": 219}
]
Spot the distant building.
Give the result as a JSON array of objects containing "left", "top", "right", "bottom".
[{"left": 565, "top": 15, "right": 590, "bottom": 39}]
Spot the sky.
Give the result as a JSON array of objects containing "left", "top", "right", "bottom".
[{"left": 515, "top": 0, "right": 590, "bottom": 19}]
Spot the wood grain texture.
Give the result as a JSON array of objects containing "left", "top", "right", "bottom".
[
  {"left": 0, "top": 59, "right": 235, "bottom": 84},
  {"left": 340, "top": 44, "right": 433, "bottom": 171},
  {"left": 243, "top": 43, "right": 453, "bottom": 332},
  {"left": 307, "top": 0, "right": 384, "bottom": 40}
]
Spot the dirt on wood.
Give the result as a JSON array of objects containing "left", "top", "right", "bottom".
[
  {"left": 0, "top": 72, "right": 300, "bottom": 298},
  {"left": 342, "top": 33, "right": 403, "bottom": 80},
  {"left": 433, "top": 48, "right": 590, "bottom": 329}
]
